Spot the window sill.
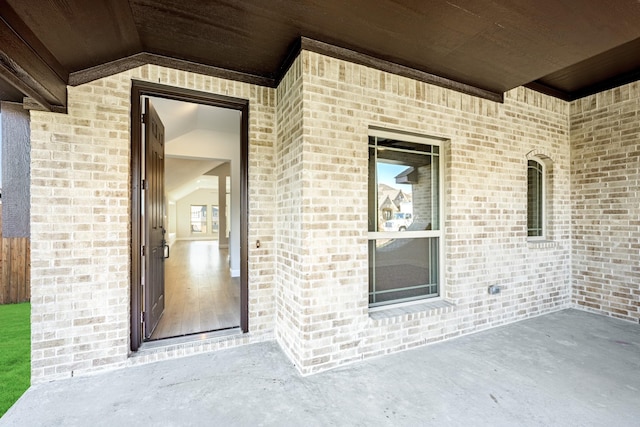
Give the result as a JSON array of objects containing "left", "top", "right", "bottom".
[
  {"left": 369, "top": 299, "right": 455, "bottom": 323},
  {"left": 527, "top": 239, "right": 557, "bottom": 249}
]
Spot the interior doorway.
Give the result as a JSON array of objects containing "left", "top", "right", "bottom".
[{"left": 130, "top": 81, "right": 249, "bottom": 351}]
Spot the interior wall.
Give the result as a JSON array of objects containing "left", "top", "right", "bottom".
[
  {"left": 570, "top": 83, "right": 640, "bottom": 323},
  {"left": 206, "top": 162, "right": 230, "bottom": 249},
  {"left": 168, "top": 201, "right": 177, "bottom": 244},
  {"left": 166, "top": 128, "right": 240, "bottom": 273}
]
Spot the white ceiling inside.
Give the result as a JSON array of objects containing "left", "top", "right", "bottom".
[{"left": 149, "top": 96, "right": 240, "bottom": 202}]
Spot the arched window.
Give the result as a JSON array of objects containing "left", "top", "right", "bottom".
[{"left": 527, "top": 159, "right": 544, "bottom": 238}]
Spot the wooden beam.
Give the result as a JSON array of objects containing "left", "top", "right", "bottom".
[
  {"left": 570, "top": 69, "right": 640, "bottom": 101},
  {"left": 0, "top": 13, "right": 67, "bottom": 111},
  {"left": 1, "top": 101, "right": 30, "bottom": 238},
  {"left": 0, "top": 101, "right": 31, "bottom": 304},
  {"left": 22, "top": 97, "right": 66, "bottom": 114},
  {"left": 70, "top": 39, "right": 506, "bottom": 103},
  {"left": 524, "top": 81, "right": 572, "bottom": 101},
  {"left": 0, "top": 0, "right": 67, "bottom": 80},
  {"left": 70, "top": 52, "right": 275, "bottom": 88}
]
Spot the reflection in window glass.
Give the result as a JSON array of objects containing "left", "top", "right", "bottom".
[
  {"left": 211, "top": 205, "right": 219, "bottom": 231},
  {"left": 190, "top": 205, "right": 207, "bottom": 233},
  {"left": 527, "top": 160, "right": 544, "bottom": 237},
  {"left": 368, "top": 238, "right": 439, "bottom": 305},
  {"left": 368, "top": 131, "right": 442, "bottom": 307}
]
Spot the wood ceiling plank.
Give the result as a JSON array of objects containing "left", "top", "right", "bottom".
[
  {"left": 5, "top": 0, "right": 141, "bottom": 72},
  {"left": 0, "top": 79, "right": 25, "bottom": 103},
  {"left": 129, "top": 0, "right": 640, "bottom": 96},
  {"left": 3, "top": 0, "right": 640, "bottom": 103},
  {"left": 536, "top": 37, "right": 640, "bottom": 94},
  {"left": 0, "top": 0, "right": 67, "bottom": 81}
]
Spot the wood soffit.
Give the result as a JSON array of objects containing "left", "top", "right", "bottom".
[{"left": 1, "top": 0, "right": 640, "bottom": 112}]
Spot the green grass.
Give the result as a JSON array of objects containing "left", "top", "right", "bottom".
[{"left": 0, "top": 303, "right": 30, "bottom": 417}]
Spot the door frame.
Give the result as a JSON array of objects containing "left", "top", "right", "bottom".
[{"left": 130, "top": 80, "right": 249, "bottom": 351}]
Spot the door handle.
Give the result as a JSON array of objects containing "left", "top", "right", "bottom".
[{"left": 163, "top": 240, "right": 170, "bottom": 259}]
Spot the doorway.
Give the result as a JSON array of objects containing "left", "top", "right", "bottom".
[{"left": 130, "top": 81, "right": 249, "bottom": 351}]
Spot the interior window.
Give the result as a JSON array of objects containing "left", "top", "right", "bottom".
[{"left": 190, "top": 205, "right": 207, "bottom": 233}]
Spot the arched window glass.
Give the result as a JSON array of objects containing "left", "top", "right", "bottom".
[{"left": 527, "top": 159, "right": 544, "bottom": 238}]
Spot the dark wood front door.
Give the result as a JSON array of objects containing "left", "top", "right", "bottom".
[
  {"left": 144, "top": 98, "right": 166, "bottom": 337},
  {"left": 131, "top": 81, "right": 250, "bottom": 351}
]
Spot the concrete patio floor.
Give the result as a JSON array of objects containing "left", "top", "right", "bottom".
[{"left": 2, "top": 308, "right": 639, "bottom": 426}]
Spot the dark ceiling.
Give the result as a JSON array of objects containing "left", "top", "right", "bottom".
[{"left": 2, "top": 0, "right": 640, "bottom": 112}]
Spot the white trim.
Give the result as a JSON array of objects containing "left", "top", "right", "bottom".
[
  {"left": 368, "top": 230, "right": 440, "bottom": 239},
  {"left": 367, "top": 127, "right": 447, "bottom": 307},
  {"left": 368, "top": 295, "right": 447, "bottom": 313},
  {"left": 168, "top": 232, "right": 177, "bottom": 245},
  {"left": 369, "top": 126, "right": 448, "bottom": 144},
  {"left": 438, "top": 140, "right": 446, "bottom": 302},
  {"left": 176, "top": 237, "right": 219, "bottom": 241}
]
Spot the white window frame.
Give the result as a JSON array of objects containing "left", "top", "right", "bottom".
[{"left": 368, "top": 127, "right": 446, "bottom": 308}]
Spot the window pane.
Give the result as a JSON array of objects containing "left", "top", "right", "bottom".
[
  {"left": 527, "top": 160, "right": 543, "bottom": 237},
  {"left": 374, "top": 149, "right": 437, "bottom": 232},
  {"left": 377, "top": 161, "right": 414, "bottom": 231},
  {"left": 190, "top": 205, "right": 207, "bottom": 233},
  {"left": 211, "top": 205, "right": 219, "bottom": 231},
  {"left": 368, "top": 146, "right": 377, "bottom": 232},
  {"left": 430, "top": 153, "right": 440, "bottom": 230},
  {"left": 376, "top": 137, "right": 433, "bottom": 153},
  {"left": 368, "top": 132, "right": 442, "bottom": 307},
  {"left": 369, "top": 237, "right": 439, "bottom": 305}
]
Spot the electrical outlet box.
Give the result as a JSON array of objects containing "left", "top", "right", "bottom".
[{"left": 488, "top": 285, "right": 501, "bottom": 295}]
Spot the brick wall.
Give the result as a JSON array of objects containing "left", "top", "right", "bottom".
[
  {"left": 274, "top": 56, "right": 307, "bottom": 367},
  {"left": 30, "top": 49, "right": 577, "bottom": 382},
  {"left": 274, "top": 51, "right": 572, "bottom": 374},
  {"left": 570, "top": 83, "right": 640, "bottom": 322},
  {"left": 30, "top": 66, "right": 277, "bottom": 382}
]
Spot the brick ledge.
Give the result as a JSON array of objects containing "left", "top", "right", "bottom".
[
  {"left": 369, "top": 299, "right": 456, "bottom": 322},
  {"left": 527, "top": 240, "right": 558, "bottom": 249}
]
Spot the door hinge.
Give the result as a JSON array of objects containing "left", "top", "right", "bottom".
[
  {"left": 141, "top": 113, "right": 146, "bottom": 124},
  {"left": 141, "top": 245, "right": 145, "bottom": 257},
  {"left": 140, "top": 312, "right": 145, "bottom": 324},
  {"left": 141, "top": 179, "right": 148, "bottom": 190}
]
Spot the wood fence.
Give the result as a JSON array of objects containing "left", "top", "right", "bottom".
[{"left": 0, "top": 209, "right": 30, "bottom": 304}]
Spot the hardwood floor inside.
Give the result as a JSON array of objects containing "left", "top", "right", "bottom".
[{"left": 149, "top": 240, "right": 240, "bottom": 340}]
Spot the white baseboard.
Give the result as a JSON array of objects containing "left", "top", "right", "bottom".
[{"left": 176, "top": 237, "right": 219, "bottom": 241}]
